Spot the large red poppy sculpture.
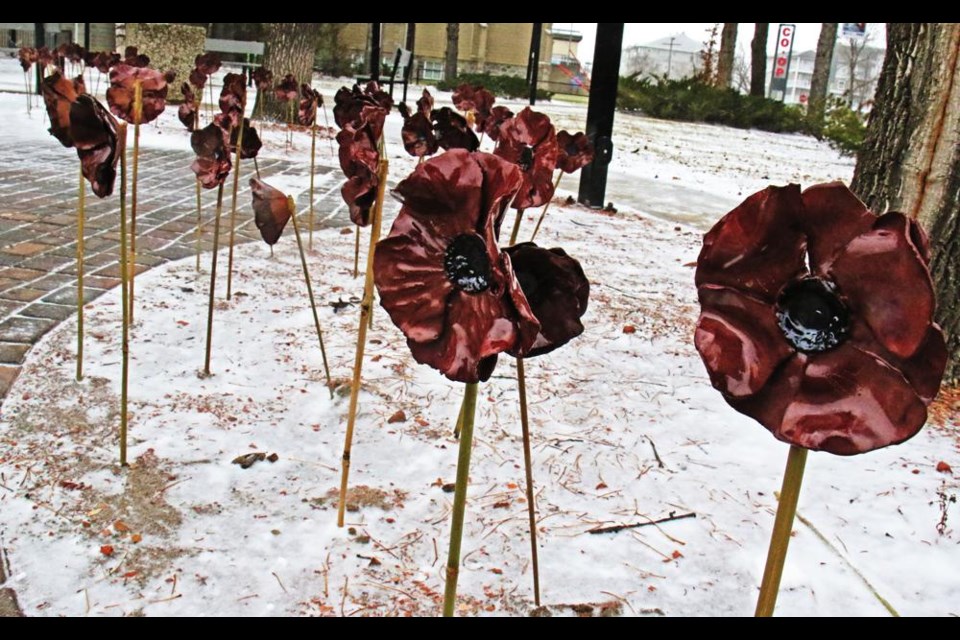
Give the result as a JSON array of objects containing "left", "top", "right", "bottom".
[
  {"left": 69, "top": 95, "right": 121, "bottom": 198},
  {"left": 494, "top": 107, "right": 559, "bottom": 212},
  {"left": 694, "top": 182, "right": 947, "bottom": 616},
  {"left": 336, "top": 104, "right": 387, "bottom": 227},
  {"left": 529, "top": 129, "right": 595, "bottom": 242},
  {"left": 41, "top": 71, "right": 85, "bottom": 147},
  {"left": 250, "top": 178, "right": 293, "bottom": 245},
  {"left": 695, "top": 182, "right": 945, "bottom": 455},
  {"left": 375, "top": 150, "right": 539, "bottom": 383},
  {"left": 106, "top": 64, "right": 173, "bottom": 124}
]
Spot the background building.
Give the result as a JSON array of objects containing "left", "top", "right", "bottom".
[
  {"left": 621, "top": 33, "right": 702, "bottom": 79},
  {"left": 766, "top": 40, "right": 885, "bottom": 109}
]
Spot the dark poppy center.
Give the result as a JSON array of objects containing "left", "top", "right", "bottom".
[
  {"left": 565, "top": 142, "right": 580, "bottom": 157},
  {"left": 518, "top": 145, "right": 535, "bottom": 172},
  {"left": 775, "top": 277, "right": 850, "bottom": 352},
  {"left": 444, "top": 234, "right": 491, "bottom": 294}
]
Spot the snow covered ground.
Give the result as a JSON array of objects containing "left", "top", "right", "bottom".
[{"left": 0, "top": 57, "right": 957, "bottom": 617}]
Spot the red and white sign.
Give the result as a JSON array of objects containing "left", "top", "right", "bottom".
[
  {"left": 773, "top": 24, "right": 795, "bottom": 79},
  {"left": 769, "top": 23, "right": 796, "bottom": 98}
]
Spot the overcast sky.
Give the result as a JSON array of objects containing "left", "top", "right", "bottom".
[{"left": 563, "top": 23, "right": 887, "bottom": 65}]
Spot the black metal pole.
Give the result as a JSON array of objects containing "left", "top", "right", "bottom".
[
  {"left": 370, "top": 23, "right": 381, "bottom": 82},
  {"left": 83, "top": 22, "right": 90, "bottom": 50},
  {"left": 34, "top": 23, "right": 44, "bottom": 94},
  {"left": 528, "top": 22, "right": 543, "bottom": 106},
  {"left": 404, "top": 22, "right": 416, "bottom": 104},
  {"left": 578, "top": 23, "right": 624, "bottom": 210}
]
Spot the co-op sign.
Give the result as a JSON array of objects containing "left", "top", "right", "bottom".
[{"left": 769, "top": 23, "right": 796, "bottom": 100}]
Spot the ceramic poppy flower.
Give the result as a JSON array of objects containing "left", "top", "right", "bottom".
[
  {"left": 220, "top": 116, "right": 262, "bottom": 159},
  {"left": 61, "top": 43, "right": 85, "bottom": 65},
  {"left": 298, "top": 83, "right": 322, "bottom": 127},
  {"left": 416, "top": 88, "right": 434, "bottom": 118},
  {"left": 36, "top": 47, "right": 55, "bottom": 69},
  {"left": 556, "top": 130, "right": 594, "bottom": 174},
  {"left": 190, "top": 122, "right": 231, "bottom": 189},
  {"left": 452, "top": 84, "right": 495, "bottom": 131},
  {"left": 194, "top": 52, "right": 221, "bottom": 77},
  {"left": 18, "top": 47, "right": 36, "bottom": 72},
  {"left": 106, "top": 64, "right": 172, "bottom": 124},
  {"left": 503, "top": 243, "right": 589, "bottom": 358},
  {"left": 41, "top": 71, "right": 84, "bottom": 147},
  {"left": 333, "top": 82, "right": 393, "bottom": 129},
  {"left": 374, "top": 149, "right": 540, "bottom": 383},
  {"left": 274, "top": 74, "right": 299, "bottom": 103},
  {"left": 90, "top": 51, "right": 120, "bottom": 75},
  {"left": 188, "top": 67, "right": 207, "bottom": 90},
  {"left": 433, "top": 107, "right": 480, "bottom": 152},
  {"left": 72, "top": 73, "right": 87, "bottom": 97},
  {"left": 69, "top": 95, "right": 120, "bottom": 198},
  {"left": 250, "top": 178, "right": 294, "bottom": 245},
  {"left": 694, "top": 182, "right": 947, "bottom": 456},
  {"left": 401, "top": 112, "right": 439, "bottom": 158},
  {"left": 218, "top": 72, "right": 247, "bottom": 127},
  {"left": 481, "top": 106, "right": 513, "bottom": 142},
  {"left": 336, "top": 105, "right": 386, "bottom": 226},
  {"left": 494, "top": 107, "right": 559, "bottom": 210},
  {"left": 252, "top": 67, "right": 273, "bottom": 94},
  {"left": 178, "top": 82, "right": 197, "bottom": 130},
  {"left": 123, "top": 46, "right": 150, "bottom": 68}
]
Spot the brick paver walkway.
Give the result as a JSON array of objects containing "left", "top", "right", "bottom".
[
  {"left": 0, "top": 144, "right": 352, "bottom": 616},
  {"left": 0, "top": 146, "right": 347, "bottom": 399}
]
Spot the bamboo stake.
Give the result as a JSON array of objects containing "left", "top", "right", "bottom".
[
  {"left": 290, "top": 202, "right": 333, "bottom": 396},
  {"left": 442, "top": 381, "right": 479, "bottom": 617},
  {"left": 321, "top": 103, "right": 334, "bottom": 155},
  {"left": 75, "top": 164, "right": 85, "bottom": 381},
  {"left": 195, "top": 179, "right": 203, "bottom": 271},
  {"left": 226, "top": 108, "right": 247, "bottom": 301},
  {"left": 508, "top": 207, "right": 525, "bottom": 246},
  {"left": 516, "top": 357, "right": 540, "bottom": 605},
  {"left": 23, "top": 72, "right": 32, "bottom": 114},
  {"left": 194, "top": 108, "right": 203, "bottom": 272},
  {"left": 529, "top": 172, "right": 563, "bottom": 242},
  {"left": 755, "top": 445, "right": 808, "bottom": 617},
  {"left": 309, "top": 123, "right": 317, "bottom": 251},
  {"left": 202, "top": 184, "right": 226, "bottom": 376},
  {"left": 129, "top": 79, "right": 142, "bottom": 323},
  {"left": 336, "top": 155, "right": 388, "bottom": 528},
  {"left": 118, "top": 124, "right": 130, "bottom": 466},
  {"left": 353, "top": 226, "right": 361, "bottom": 279}
]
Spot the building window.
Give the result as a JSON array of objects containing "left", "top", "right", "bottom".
[{"left": 421, "top": 60, "right": 444, "bottom": 82}]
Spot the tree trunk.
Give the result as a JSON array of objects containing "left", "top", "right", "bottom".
[
  {"left": 445, "top": 23, "right": 459, "bottom": 82},
  {"left": 258, "top": 23, "right": 320, "bottom": 120},
  {"left": 750, "top": 23, "right": 769, "bottom": 97},
  {"left": 808, "top": 23, "right": 838, "bottom": 137},
  {"left": 851, "top": 23, "right": 960, "bottom": 381},
  {"left": 715, "top": 23, "right": 738, "bottom": 88}
]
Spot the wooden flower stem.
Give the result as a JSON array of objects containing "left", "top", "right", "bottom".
[
  {"left": 129, "top": 79, "right": 142, "bottom": 323},
  {"left": 194, "top": 114, "right": 203, "bottom": 272},
  {"left": 336, "top": 155, "right": 388, "bottom": 528},
  {"left": 309, "top": 123, "right": 317, "bottom": 251},
  {"left": 321, "top": 104, "right": 334, "bottom": 155},
  {"left": 23, "top": 72, "right": 32, "bottom": 114},
  {"left": 755, "top": 445, "right": 808, "bottom": 617},
  {"left": 530, "top": 172, "right": 563, "bottom": 243},
  {"left": 75, "top": 165, "right": 85, "bottom": 381},
  {"left": 118, "top": 124, "right": 131, "bottom": 466},
  {"left": 202, "top": 184, "right": 226, "bottom": 377},
  {"left": 353, "top": 227, "right": 361, "bottom": 279},
  {"left": 508, "top": 208, "right": 525, "bottom": 246},
  {"left": 226, "top": 109, "right": 247, "bottom": 301},
  {"left": 290, "top": 202, "right": 333, "bottom": 396},
  {"left": 442, "top": 381, "right": 480, "bottom": 617},
  {"left": 516, "top": 357, "right": 540, "bottom": 605}
]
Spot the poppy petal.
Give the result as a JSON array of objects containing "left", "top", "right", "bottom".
[
  {"left": 730, "top": 346, "right": 929, "bottom": 455},
  {"left": 695, "top": 184, "right": 807, "bottom": 302},
  {"left": 695, "top": 284, "right": 794, "bottom": 398},
  {"left": 800, "top": 182, "right": 876, "bottom": 272},
  {"left": 829, "top": 212, "right": 934, "bottom": 359},
  {"left": 250, "top": 178, "right": 293, "bottom": 245},
  {"left": 373, "top": 230, "right": 453, "bottom": 344}
]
